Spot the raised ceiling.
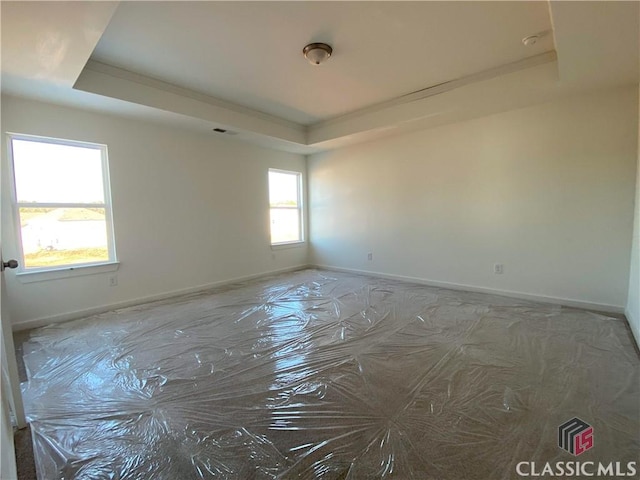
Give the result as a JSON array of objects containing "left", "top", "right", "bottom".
[
  {"left": 1, "top": 1, "right": 638, "bottom": 153},
  {"left": 91, "top": 1, "right": 554, "bottom": 125}
]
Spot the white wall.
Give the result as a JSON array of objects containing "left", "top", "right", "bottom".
[
  {"left": 626, "top": 83, "right": 640, "bottom": 345},
  {"left": 309, "top": 86, "right": 638, "bottom": 311},
  {"left": 3, "top": 87, "right": 637, "bottom": 328},
  {"left": 1, "top": 96, "right": 308, "bottom": 328}
]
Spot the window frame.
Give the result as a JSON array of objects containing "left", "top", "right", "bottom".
[
  {"left": 7, "top": 133, "right": 118, "bottom": 275},
  {"left": 268, "top": 168, "right": 304, "bottom": 246}
]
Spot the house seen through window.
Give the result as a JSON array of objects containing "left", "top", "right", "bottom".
[
  {"left": 269, "top": 169, "right": 303, "bottom": 245},
  {"left": 9, "top": 134, "right": 117, "bottom": 271}
]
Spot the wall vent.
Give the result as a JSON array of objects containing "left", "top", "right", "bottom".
[{"left": 213, "top": 128, "right": 238, "bottom": 135}]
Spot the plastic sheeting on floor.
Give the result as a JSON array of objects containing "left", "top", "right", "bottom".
[{"left": 20, "top": 269, "right": 639, "bottom": 479}]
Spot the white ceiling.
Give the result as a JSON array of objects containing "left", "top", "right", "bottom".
[
  {"left": 1, "top": 1, "right": 638, "bottom": 154},
  {"left": 1, "top": 1, "right": 117, "bottom": 85},
  {"left": 91, "top": 1, "right": 554, "bottom": 125}
]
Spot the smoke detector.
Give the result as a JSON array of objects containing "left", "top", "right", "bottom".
[{"left": 522, "top": 35, "right": 539, "bottom": 47}]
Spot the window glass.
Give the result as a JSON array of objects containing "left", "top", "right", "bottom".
[
  {"left": 12, "top": 140, "right": 105, "bottom": 204},
  {"left": 10, "top": 135, "right": 116, "bottom": 271},
  {"left": 269, "top": 171, "right": 299, "bottom": 207},
  {"left": 268, "top": 170, "right": 303, "bottom": 245}
]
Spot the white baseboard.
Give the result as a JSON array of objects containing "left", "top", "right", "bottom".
[
  {"left": 11, "top": 265, "right": 309, "bottom": 332},
  {"left": 13, "top": 263, "right": 628, "bottom": 332},
  {"left": 312, "top": 264, "right": 626, "bottom": 315}
]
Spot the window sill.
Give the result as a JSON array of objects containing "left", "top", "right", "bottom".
[
  {"left": 16, "top": 262, "right": 120, "bottom": 284},
  {"left": 271, "top": 241, "right": 306, "bottom": 251}
]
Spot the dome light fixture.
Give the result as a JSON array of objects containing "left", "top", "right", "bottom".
[{"left": 303, "top": 42, "right": 333, "bottom": 65}]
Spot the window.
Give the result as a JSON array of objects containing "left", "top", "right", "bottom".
[
  {"left": 268, "top": 169, "right": 303, "bottom": 245},
  {"left": 8, "top": 134, "right": 117, "bottom": 272}
]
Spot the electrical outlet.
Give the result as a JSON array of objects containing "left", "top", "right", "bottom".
[
  {"left": 367, "top": 252, "right": 373, "bottom": 261},
  {"left": 493, "top": 264, "right": 504, "bottom": 275},
  {"left": 109, "top": 275, "right": 118, "bottom": 287}
]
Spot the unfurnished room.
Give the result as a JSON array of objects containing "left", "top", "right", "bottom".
[{"left": 0, "top": 1, "right": 639, "bottom": 479}]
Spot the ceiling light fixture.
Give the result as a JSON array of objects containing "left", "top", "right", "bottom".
[{"left": 303, "top": 43, "right": 332, "bottom": 65}]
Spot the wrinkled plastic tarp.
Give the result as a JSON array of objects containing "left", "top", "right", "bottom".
[{"left": 21, "top": 269, "right": 640, "bottom": 479}]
